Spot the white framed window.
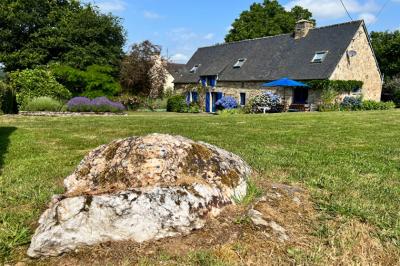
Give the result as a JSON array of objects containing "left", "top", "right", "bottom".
[
  {"left": 190, "top": 64, "right": 200, "bottom": 73},
  {"left": 311, "top": 51, "right": 328, "bottom": 63},
  {"left": 233, "top": 58, "right": 247, "bottom": 68}
]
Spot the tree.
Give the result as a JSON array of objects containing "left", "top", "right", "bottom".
[
  {"left": 120, "top": 41, "right": 168, "bottom": 99},
  {"left": 0, "top": 0, "right": 125, "bottom": 72},
  {"left": 50, "top": 64, "right": 121, "bottom": 98},
  {"left": 371, "top": 31, "right": 400, "bottom": 78},
  {"left": 225, "top": 0, "right": 314, "bottom": 42}
]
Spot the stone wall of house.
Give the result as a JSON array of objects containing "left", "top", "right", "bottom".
[
  {"left": 329, "top": 24, "right": 382, "bottom": 101},
  {"left": 175, "top": 82, "right": 322, "bottom": 108}
]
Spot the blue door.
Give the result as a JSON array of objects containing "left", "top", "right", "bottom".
[{"left": 211, "top": 92, "right": 223, "bottom": 112}]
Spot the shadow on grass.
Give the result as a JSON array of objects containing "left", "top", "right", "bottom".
[{"left": 0, "top": 127, "right": 16, "bottom": 173}]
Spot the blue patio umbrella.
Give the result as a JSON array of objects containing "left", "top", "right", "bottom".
[{"left": 262, "top": 77, "right": 309, "bottom": 87}]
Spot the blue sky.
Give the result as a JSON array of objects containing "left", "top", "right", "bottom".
[{"left": 85, "top": 0, "right": 400, "bottom": 63}]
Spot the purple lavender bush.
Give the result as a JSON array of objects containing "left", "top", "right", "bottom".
[
  {"left": 215, "top": 96, "right": 238, "bottom": 110},
  {"left": 67, "top": 96, "right": 126, "bottom": 113},
  {"left": 67, "top": 97, "right": 92, "bottom": 112},
  {"left": 92, "top": 97, "right": 126, "bottom": 112}
]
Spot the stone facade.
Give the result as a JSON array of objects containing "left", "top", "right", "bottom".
[
  {"left": 175, "top": 82, "right": 321, "bottom": 109},
  {"left": 330, "top": 25, "right": 382, "bottom": 101},
  {"left": 175, "top": 24, "right": 382, "bottom": 110}
]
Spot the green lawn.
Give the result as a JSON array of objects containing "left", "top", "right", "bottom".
[{"left": 1, "top": 110, "right": 400, "bottom": 262}]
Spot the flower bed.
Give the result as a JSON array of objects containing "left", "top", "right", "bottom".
[{"left": 67, "top": 97, "right": 125, "bottom": 113}]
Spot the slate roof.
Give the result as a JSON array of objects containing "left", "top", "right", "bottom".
[
  {"left": 167, "top": 63, "right": 186, "bottom": 79},
  {"left": 175, "top": 20, "right": 366, "bottom": 84}
]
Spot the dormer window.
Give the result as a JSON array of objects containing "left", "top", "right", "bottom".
[
  {"left": 311, "top": 51, "right": 328, "bottom": 63},
  {"left": 233, "top": 58, "right": 246, "bottom": 68},
  {"left": 190, "top": 64, "right": 200, "bottom": 73}
]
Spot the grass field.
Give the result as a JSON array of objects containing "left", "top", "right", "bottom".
[{"left": 1, "top": 110, "right": 400, "bottom": 263}]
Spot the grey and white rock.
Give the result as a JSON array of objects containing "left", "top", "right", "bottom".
[{"left": 28, "top": 134, "right": 251, "bottom": 258}]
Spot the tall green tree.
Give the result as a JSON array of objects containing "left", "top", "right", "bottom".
[
  {"left": 0, "top": 0, "right": 125, "bottom": 72},
  {"left": 225, "top": 0, "right": 314, "bottom": 42},
  {"left": 371, "top": 31, "right": 400, "bottom": 78}
]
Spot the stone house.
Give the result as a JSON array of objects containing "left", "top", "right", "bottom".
[
  {"left": 165, "top": 63, "right": 185, "bottom": 91},
  {"left": 174, "top": 20, "right": 382, "bottom": 112}
]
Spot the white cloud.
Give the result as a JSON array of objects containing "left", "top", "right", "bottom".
[
  {"left": 143, "top": 11, "right": 162, "bottom": 19},
  {"left": 358, "top": 12, "right": 377, "bottom": 24},
  {"left": 92, "top": 0, "right": 127, "bottom": 13},
  {"left": 168, "top": 28, "right": 198, "bottom": 41},
  {"left": 204, "top": 33, "right": 215, "bottom": 40},
  {"left": 170, "top": 53, "right": 189, "bottom": 63},
  {"left": 284, "top": 0, "right": 379, "bottom": 20}
]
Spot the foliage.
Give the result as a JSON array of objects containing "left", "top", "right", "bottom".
[
  {"left": 340, "top": 96, "right": 363, "bottom": 111},
  {"left": 23, "top": 97, "right": 63, "bottom": 112},
  {"left": 167, "top": 95, "right": 186, "bottom": 112},
  {"left": 8, "top": 69, "right": 71, "bottom": 109},
  {"left": 370, "top": 31, "right": 400, "bottom": 78},
  {"left": 321, "top": 96, "right": 396, "bottom": 112},
  {"left": 215, "top": 96, "right": 238, "bottom": 110},
  {"left": 50, "top": 64, "right": 121, "bottom": 98},
  {"left": 120, "top": 41, "right": 167, "bottom": 98},
  {"left": 0, "top": 81, "right": 18, "bottom": 114},
  {"left": 382, "top": 75, "right": 400, "bottom": 106},
  {"left": 225, "top": 0, "right": 314, "bottom": 42},
  {"left": 248, "top": 91, "right": 284, "bottom": 113},
  {"left": 0, "top": 1, "right": 125, "bottom": 72},
  {"left": 362, "top": 100, "right": 396, "bottom": 110},
  {"left": 308, "top": 80, "right": 364, "bottom": 93},
  {"left": 67, "top": 96, "right": 125, "bottom": 113},
  {"left": 217, "top": 109, "right": 243, "bottom": 115}
]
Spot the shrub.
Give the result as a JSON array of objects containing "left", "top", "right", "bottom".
[
  {"left": 341, "top": 96, "right": 363, "bottom": 111},
  {"left": 382, "top": 75, "right": 400, "bottom": 107},
  {"left": 217, "top": 108, "right": 243, "bottom": 115},
  {"left": 0, "top": 81, "right": 18, "bottom": 114},
  {"left": 67, "top": 97, "right": 125, "bottom": 113},
  {"left": 215, "top": 96, "right": 238, "bottom": 110},
  {"left": 115, "top": 94, "right": 143, "bottom": 110},
  {"left": 91, "top": 97, "right": 126, "bottom": 112},
  {"left": 248, "top": 91, "right": 284, "bottom": 113},
  {"left": 167, "top": 95, "right": 186, "bottom": 112},
  {"left": 9, "top": 68, "right": 71, "bottom": 109},
  {"left": 23, "top": 97, "right": 63, "bottom": 112},
  {"left": 362, "top": 100, "right": 396, "bottom": 110},
  {"left": 318, "top": 103, "right": 341, "bottom": 112}
]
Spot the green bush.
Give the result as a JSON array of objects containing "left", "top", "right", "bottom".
[
  {"left": 167, "top": 95, "right": 186, "bottom": 112},
  {"left": 50, "top": 64, "right": 121, "bottom": 97},
  {"left": 23, "top": 97, "right": 63, "bottom": 112},
  {"left": 0, "top": 81, "right": 18, "bottom": 114},
  {"left": 362, "top": 100, "right": 396, "bottom": 110},
  {"left": 9, "top": 69, "right": 71, "bottom": 109},
  {"left": 217, "top": 108, "right": 243, "bottom": 115}
]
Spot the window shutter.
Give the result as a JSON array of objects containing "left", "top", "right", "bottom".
[
  {"left": 201, "top": 77, "right": 207, "bottom": 87},
  {"left": 205, "top": 92, "right": 210, "bottom": 112},
  {"left": 192, "top": 92, "right": 198, "bottom": 102}
]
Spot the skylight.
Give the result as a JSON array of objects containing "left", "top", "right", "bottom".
[
  {"left": 190, "top": 64, "right": 200, "bottom": 73},
  {"left": 233, "top": 58, "right": 247, "bottom": 68},
  {"left": 311, "top": 51, "right": 328, "bottom": 63}
]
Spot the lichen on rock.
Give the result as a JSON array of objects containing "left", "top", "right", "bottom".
[{"left": 28, "top": 134, "right": 251, "bottom": 258}]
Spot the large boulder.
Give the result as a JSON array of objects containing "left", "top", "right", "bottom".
[{"left": 28, "top": 134, "right": 251, "bottom": 258}]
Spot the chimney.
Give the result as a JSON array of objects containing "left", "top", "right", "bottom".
[{"left": 294, "top": 19, "right": 314, "bottom": 39}]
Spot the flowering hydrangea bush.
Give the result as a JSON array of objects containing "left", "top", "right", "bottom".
[
  {"left": 340, "top": 96, "right": 362, "bottom": 111},
  {"left": 67, "top": 97, "right": 125, "bottom": 113},
  {"left": 215, "top": 96, "right": 238, "bottom": 110},
  {"left": 249, "top": 91, "right": 284, "bottom": 113}
]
